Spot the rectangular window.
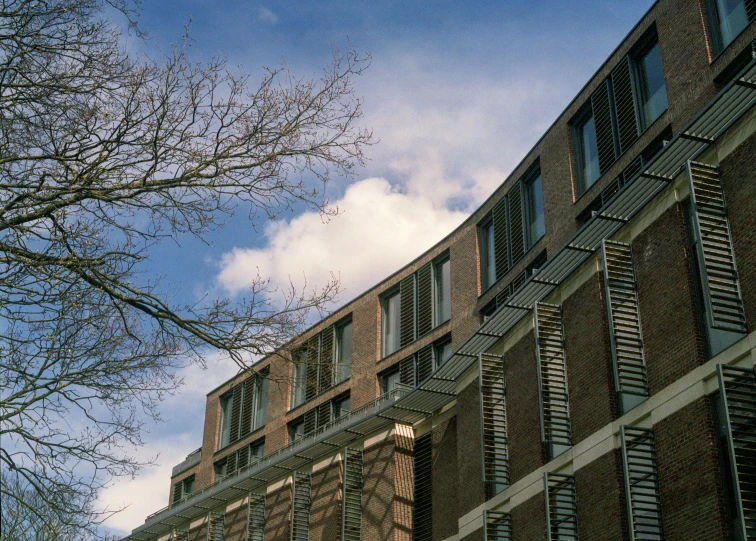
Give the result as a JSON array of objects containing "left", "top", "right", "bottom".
[
  {"left": 214, "top": 460, "right": 227, "bottom": 479},
  {"left": 634, "top": 38, "right": 668, "bottom": 129},
  {"left": 434, "top": 338, "right": 453, "bottom": 369},
  {"left": 332, "top": 393, "right": 351, "bottom": 419},
  {"left": 253, "top": 372, "right": 269, "bottom": 431},
  {"left": 289, "top": 417, "right": 306, "bottom": 443},
  {"left": 575, "top": 107, "right": 600, "bottom": 196},
  {"left": 382, "top": 288, "right": 402, "bottom": 356},
  {"left": 434, "top": 256, "right": 451, "bottom": 325},
  {"left": 334, "top": 318, "right": 353, "bottom": 383},
  {"left": 706, "top": 0, "right": 750, "bottom": 54},
  {"left": 380, "top": 367, "right": 402, "bottom": 395},
  {"left": 218, "top": 394, "right": 233, "bottom": 449},
  {"left": 173, "top": 475, "right": 195, "bottom": 504},
  {"left": 480, "top": 216, "right": 496, "bottom": 291},
  {"left": 523, "top": 171, "right": 545, "bottom": 248},
  {"left": 291, "top": 351, "right": 308, "bottom": 409}
]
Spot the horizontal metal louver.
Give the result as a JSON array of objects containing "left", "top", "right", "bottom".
[
  {"left": 592, "top": 80, "right": 617, "bottom": 174},
  {"left": 305, "top": 337, "right": 320, "bottom": 402},
  {"left": 341, "top": 448, "right": 363, "bottom": 541},
  {"left": 317, "top": 401, "right": 332, "bottom": 429},
  {"left": 291, "top": 472, "right": 312, "bottom": 541},
  {"left": 479, "top": 353, "right": 510, "bottom": 498},
  {"left": 545, "top": 473, "right": 579, "bottom": 541},
  {"left": 319, "top": 329, "right": 334, "bottom": 392},
  {"left": 226, "top": 451, "right": 238, "bottom": 476},
  {"left": 508, "top": 182, "right": 525, "bottom": 268},
  {"left": 400, "top": 355, "right": 416, "bottom": 387},
  {"left": 207, "top": 511, "right": 225, "bottom": 541},
  {"left": 602, "top": 240, "right": 649, "bottom": 413},
  {"left": 687, "top": 161, "right": 747, "bottom": 333},
  {"left": 237, "top": 445, "right": 249, "bottom": 471},
  {"left": 417, "top": 263, "right": 433, "bottom": 337},
  {"left": 400, "top": 275, "right": 416, "bottom": 348},
  {"left": 620, "top": 426, "right": 664, "bottom": 541},
  {"left": 417, "top": 346, "right": 434, "bottom": 384},
  {"left": 717, "top": 364, "right": 756, "bottom": 540},
  {"left": 229, "top": 383, "right": 244, "bottom": 444},
  {"left": 172, "top": 481, "right": 183, "bottom": 504},
  {"left": 413, "top": 432, "right": 433, "bottom": 541},
  {"left": 535, "top": 303, "right": 572, "bottom": 453},
  {"left": 247, "top": 494, "right": 266, "bottom": 541},
  {"left": 303, "top": 409, "right": 317, "bottom": 436},
  {"left": 612, "top": 56, "right": 639, "bottom": 153},
  {"left": 746, "top": 0, "right": 756, "bottom": 21},
  {"left": 493, "top": 198, "right": 510, "bottom": 280},
  {"left": 484, "top": 510, "right": 512, "bottom": 541}
]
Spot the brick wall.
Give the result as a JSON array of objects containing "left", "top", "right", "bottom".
[
  {"left": 563, "top": 273, "right": 616, "bottom": 444},
  {"left": 720, "top": 129, "right": 756, "bottom": 333},
  {"left": 310, "top": 460, "right": 342, "bottom": 541},
  {"left": 654, "top": 397, "right": 729, "bottom": 541},
  {"left": 224, "top": 501, "right": 249, "bottom": 541},
  {"left": 633, "top": 203, "right": 706, "bottom": 395},
  {"left": 432, "top": 416, "right": 459, "bottom": 540},
  {"left": 575, "top": 450, "right": 627, "bottom": 541},
  {"left": 512, "top": 493, "right": 547, "bottom": 541},
  {"left": 187, "top": 522, "right": 207, "bottom": 541},
  {"left": 264, "top": 483, "right": 292, "bottom": 541},
  {"left": 456, "top": 379, "right": 485, "bottom": 517},
  {"left": 504, "top": 332, "right": 545, "bottom": 483}
]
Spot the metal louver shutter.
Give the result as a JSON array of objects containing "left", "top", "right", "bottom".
[
  {"left": 207, "top": 511, "right": 225, "bottom": 541},
  {"left": 620, "top": 426, "right": 664, "bottom": 541},
  {"left": 237, "top": 445, "right": 249, "bottom": 471},
  {"left": 416, "top": 264, "right": 433, "bottom": 337},
  {"left": 400, "top": 275, "right": 416, "bottom": 348},
  {"left": 508, "top": 183, "right": 525, "bottom": 267},
  {"left": 303, "top": 409, "right": 317, "bottom": 436},
  {"left": 247, "top": 494, "right": 266, "bottom": 541},
  {"left": 687, "top": 161, "right": 747, "bottom": 333},
  {"left": 545, "top": 473, "right": 578, "bottom": 541},
  {"left": 479, "top": 353, "right": 510, "bottom": 499},
  {"left": 240, "top": 377, "right": 255, "bottom": 439},
  {"left": 413, "top": 433, "right": 433, "bottom": 541},
  {"left": 226, "top": 451, "right": 238, "bottom": 476},
  {"left": 534, "top": 303, "right": 572, "bottom": 456},
  {"left": 305, "top": 336, "right": 320, "bottom": 401},
  {"left": 173, "top": 481, "right": 183, "bottom": 504},
  {"left": 416, "top": 346, "right": 434, "bottom": 384},
  {"left": 399, "top": 355, "right": 416, "bottom": 387},
  {"left": 316, "top": 401, "right": 332, "bottom": 430},
  {"left": 291, "top": 472, "right": 312, "bottom": 541},
  {"left": 319, "top": 328, "right": 334, "bottom": 392},
  {"left": 484, "top": 510, "right": 512, "bottom": 541},
  {"left": 717, "top": 364, "right": 756, "bottom": 541},
  {"left": 592, "top": 80, "right": 617, "bottom": 174},
  {"left": 493, "top": 198, "right": 509, "bottom": 280},
  {"left": 229, "top": 383, "right": 244, "bottom": 444},
  {"left": 746, "top": 0, "right": 756, "bottom": 22},
  {"left": 602, "top": 240, "right": 649, "bottom": 414},
  {"left": 611, "top": 56, "right": 639, "bottom": 153},
  {"left": 341, "top": 448, "right": 363, "bottom": 541}
]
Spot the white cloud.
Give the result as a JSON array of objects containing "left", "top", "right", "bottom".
[
  {"left": 99, "top": 355, "right": 239, "bottom": 536},
  {"left": 218, "top": 177, "right": 467, "bottom": 301},
  {"left": 258, "top": 7, "right": 278, "bottom": 24}
]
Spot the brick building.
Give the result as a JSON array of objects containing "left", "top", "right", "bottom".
[{"left": 123, "top": 1, "right": 756, "bottom": 540}]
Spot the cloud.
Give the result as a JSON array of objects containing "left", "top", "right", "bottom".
[
  {"left": 99, "top": 355, "right": 239, "bottom": 536},
  {"left": 258, "top": 7, "right": 278, "bottom": 24},
  {"left": 218, "top": 177, "right": 467, "bottom": 301}
]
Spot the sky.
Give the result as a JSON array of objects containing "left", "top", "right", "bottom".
[{"left": 100, "top": 0, "right": 655, "bottom": 535}]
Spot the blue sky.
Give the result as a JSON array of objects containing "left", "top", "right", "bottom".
[{"left": 101, "top": 0, "right": 655, "bottom": 534}]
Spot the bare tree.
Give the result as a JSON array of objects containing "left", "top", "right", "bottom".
[{"left": 0, "top": 0, "right": 371, "bottom": 535}]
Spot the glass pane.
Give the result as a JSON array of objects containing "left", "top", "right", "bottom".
[
  {"left": 715, "top": 0, "right": 748, "bottom": 49},
  {"left": 251, "top": 441, "right": 264, "bottom": 460},
  {"left": 526, "top": 175, "right": 545, "bottom": 246},
  {"left": 334, "top": 396, "right": 350, "bottom": 418},
  {"left": 435, "top": 341, "right": 452, "bottom": 368},
  {"left": 184, "top": 476, "right": 194, "bottom": 494},
  {"left": 383, "top": 291, "right": 401, "bottom": 356},
  {"left": 219, "top": 395, "right": 232, "bottom": 448},
  {"left": 291, "top": 354, "right": 307, "bottom": 408},
  {"left": 336, "top": 321, "right": 352, "bottom": 382},
  {"left": 435, "top": 258, "right": 451, "bottom": 325},
  {"left": 580, "top": 114, "right": 600, "bottom": 192},
  {"left": 382, "top": 370, "right": 401, "bottom": 394},
  {"left": 639, "top": 42, "right": 668, "bottom": 127},
  {"left": 255, "top": 376, "right": 268, "bottom": 429},
  {"left": 482, "top": 221, "right": 496, "bottom": 290},
  {"left": 290, "top": 420, "right": 305, "bottom": 442}
]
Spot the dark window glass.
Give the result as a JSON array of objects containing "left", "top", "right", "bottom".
[
  {"left": 524, "top": 173, "right": 546, "bottom": 248},
  {"left": 289, "top": 418, "right": 305, "bottom": 443},
  {"left": 435, "top": 257, "right": 451, "bottom": 325},
  {"left": 335, "top": 319, "right": 353, "bottom": 383},
  {"left": 250, "top": 440, "right": 265, "bottom": 462},
  {"left": 576, "top": 111, "right": 600, "bottom": 195},
  {"left": 214, "top": 460, "right": 227, "bottom": 479},
  {"left": 218, "top": 394, "right": 232, "bottom": 449},
  {"left": 707, "top": 0, "right": 749, "bottom": 53},
  {"left": 333, "top": 394, "right": 351, "bottom": 419},
  {"left": 480, "top": 218, "right": 496, "bottom": 290},
  {"left": 636, "top": 41, "right": 668, "bottom": 129},
  {"left": 382, "top": 289, "right": 401, "bottom": 356},
  {"left": 254, "top": 373, "right": 269, "bottom": 430},
  {"left": 434, "top": 339, "right": 453, "bottom": 369},
  {"left": 291, "top": 351, "right": 307, "bottom": 408},
  {"left": 183, "top": 476, "right": 194, "bottom": 495},
  {"left": 381, "top": 369, "right": 401, "bottom": 395}
]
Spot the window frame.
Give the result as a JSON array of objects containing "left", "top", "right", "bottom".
[
  {"left": 380, "top": 367, "right": 402, "bottom": 395},
  {"left": 523, "top": 168, "right": 546, "bottom": 249},
  {"left": 479, "top": 215, "right": 496, "bottom": 292},
  {"left": 433, "top": 336, "right": 453, "bottom": 370},
  {"left": 218, "top": 392, "right": 233, "bottom": 450},
  {"left": 334, "top": 317, "right": 353, "bottom": 384},
  {"left": 290, "top": 350, "right": 308, "bottom": 409},
  {"left": 433, "top": 255, "right": 451, "bottom": 326},
  {"left": 288, "top": 417, "right": 306, "bottom": 443},
  {"left": 251, "top": 369, "right": 269, "bottom": 432},
  {"left": 573, "top": 104, "right": 600, "bottom": 197},
  {"left": 631, "top": 32, "right": 668, "bottom": 131},
  {"left": 381, "top": 287, "right": 402, "bottom": 357},
  {"left": 705, "top": 0, "right": 751, "bottom": 55},
  {"left": 332, "top": 392, "right": 351, "bottom": 420}
]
